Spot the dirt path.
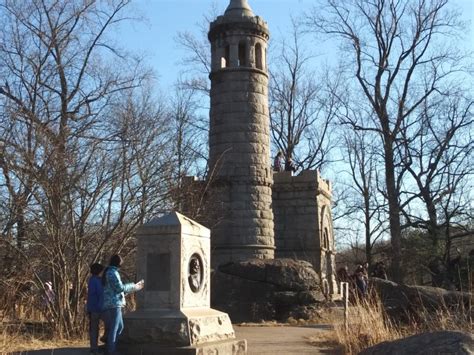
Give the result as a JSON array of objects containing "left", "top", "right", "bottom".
[
  {"left": 10, "top": 324, "right": 341, "bottom": 355},
  {"left": 235, "top": 324, "right": 341, "bottom": 354}
]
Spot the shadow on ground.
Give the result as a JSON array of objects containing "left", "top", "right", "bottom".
[{"left": 11, "top": 349, "right": 88, "bottom": 355}]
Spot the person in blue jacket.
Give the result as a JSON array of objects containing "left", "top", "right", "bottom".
[
  {"left": 102, "top": 254, "right": 144, "bottom": 354},
  {"left": 87, "top": 263, "right": 106, "bottom": 354}
]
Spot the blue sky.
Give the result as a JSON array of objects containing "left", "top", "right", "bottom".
[
  {"left": 112, "top": 0, "right": 473, "bottom": 246},
  {"left": 117, "top": 0, "right": 474, "bottom": 90},
  {"left": 116, "top": 0, "right": 317, "bottom": 88}
]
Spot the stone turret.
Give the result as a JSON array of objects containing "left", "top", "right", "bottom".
[{"left": 208, "top": 0, "right": 274, "bottom": 265}]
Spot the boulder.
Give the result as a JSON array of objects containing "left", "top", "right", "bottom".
[
  {"left": 359, "top": 331, "right": 474, "bottom": 355},
  {"left": 370, "top": 278, "right": 472, "bottom": 319},
  {"left": 218, "top": 258, "right": 320, "bottom": 291},
  {"left": 284, "top": 304, "right": 323, "bottom": 321},
  {"left": 211, "top": 269, "right": 276, "bottom": 322},
  {"left": 298, "top": 290, "right": 327, "bottom": 304},
  {"left": 274, "top": 291, "right": 299, "bottom": 306},
  {"left": 212, "top": 258, "right": 325, "bottom": 322}
]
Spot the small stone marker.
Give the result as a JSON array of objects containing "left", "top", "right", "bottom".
[{"left": 119, "top": 212, "right": 247, "bottom": 354}]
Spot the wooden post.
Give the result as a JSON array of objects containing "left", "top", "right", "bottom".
[{"left": 341, "top": 282, "right": 349, "bottom": 331}]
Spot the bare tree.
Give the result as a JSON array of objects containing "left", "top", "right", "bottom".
[
  {"left": 166, "top": 84, "right": 209, "bottom": 210},
  {"left": 175, "top": 4, "right": 218, "bottom": 97},
  {"left": 270, "top": 21, "right": 340, "bottom": 171},
  {"left": 307, "top": 0, "right": 466, "bottom": 281},
  {"left": 344, "top": 130, "right": 387, "bottom": 267},
  {"left": 0, "top": 0, "right": 171, "bottom": 335},
  {"left": 398, "top": 92, "right": 473, "bottom": 257}
]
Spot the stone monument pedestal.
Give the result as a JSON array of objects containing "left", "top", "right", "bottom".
[{"left": 119, "top": 212, "right": 246, "bottom": 354}]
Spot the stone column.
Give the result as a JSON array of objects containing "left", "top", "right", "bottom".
[{"left": 208, "top": 4, "right": 274, "bottom": 266}]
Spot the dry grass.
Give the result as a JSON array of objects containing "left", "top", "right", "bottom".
[
  {"left": 0, "top": 332, "right": 86, "bottom": 353},
  {"left": 334, "top": 297, "right": 402, "bottom": 354},
  {"left": 307, "top": 330, "right": 345, "bottom": 355},
  {"left": 407, "top": 303, "right": 472, "bottom": 334},
  {"left": 0, "top": 320, "right": 87, "bottom": 353},
  {"left": 333, "top": 294, "right": 473, "bottom": 354},
  {"left": 1, "top": 293, "right": 471, "bottom": 354}
]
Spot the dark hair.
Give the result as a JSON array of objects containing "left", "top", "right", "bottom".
[
  {"left": 90, "top": 263, "right": 104, "bottom": 276},
  {"left": 109, "top": 254, "right": 122, "bottom": 267}
]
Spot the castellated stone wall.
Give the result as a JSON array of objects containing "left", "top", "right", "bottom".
[{"left": 273, "top": 170, "right": 336, "bottom": 295}]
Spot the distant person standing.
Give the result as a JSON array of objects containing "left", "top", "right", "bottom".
[
  {"left": 42, "top": 281, "right": 55, "bottom": 321},
  {"left": 87, "top": 263, "right": 106, "bottom": 355},
  {"left": 43, "top": 281, "right": 55, "bottom": 305},
  {"left": 284, "top": 157, "right": 297, "bottom": 174},
  {"left": 354, "top": 264, "right": 368, "bottom": 298},
  {"left": 362, "top": 262, "right": 370, "bottom": 282},
  {"left": 372, "top": 261, "right": 388, "bottom": 280},
  {"left": 102, "top": 255, "right": 144, "bottom": 355},
  {"left": 273, "top": 151, "right": 284, "bottom": 172}
]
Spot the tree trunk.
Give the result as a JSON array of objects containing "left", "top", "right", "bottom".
[
  {"left": 384, "top": 138, "right": 402, "bottom": 283},
  {"left": 364, "top": 190, "right": 372, "bottom": 267}
]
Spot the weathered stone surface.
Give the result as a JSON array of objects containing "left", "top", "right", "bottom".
[
  {"left": 206, "top": 0, "right": 338, "bottom": 303},
  {"left": 120, "top": 213, "right": 244, "bottom": 352},
  {"left": 208, "top": 0, "right": 274, "bottom": 265},
  {"left": 266, "top": 260, "right": 320, "bottom": 291},
  {"left": 371, "top": 277, "right": 472, "bottom": 318},
  {"left": 274, "top": 291, "right": 299, "bottom": 306},
  {"left": 212, "top": 259, "right": 325, "bottom": 322},
  {"left": 218, "top": 258, "right": 319, "bottom": 290},
  {"left": 273, "top": 171, "right": 337, "bottom": 298},
  {"left": 359, "top": 331, "right": 474, "bottom": 355},
  {"left": 284, "top": 305, "right": 323, "bottom": 321},
  {"left": 121, "top": 309, "right": 235, "bottom": 347},
  {"left": 298, "top": 290, "right": 327, "bottom": 304},
  {"left": 211, "top": 270, "right": 276, "bottom": 322}
]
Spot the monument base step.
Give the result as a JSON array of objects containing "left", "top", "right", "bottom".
[
  {"left": 121, "top": 308, "right": 236, "bottom": 346},
  {"left": 118, "top": 338, "right": 247, "bottom": 355}
]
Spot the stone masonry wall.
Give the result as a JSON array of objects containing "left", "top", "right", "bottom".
[
  {"left": 273, "top": 170, "right": 336, "bottom": 296},
  {"left": 208, "top": 69, "right": 274, "bottom": 266},
  {"left": 207, "top": 8, "right": 274, "bottom": 267}
]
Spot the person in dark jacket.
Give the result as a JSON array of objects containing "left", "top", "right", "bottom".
[
  {"left": 372, "top": 261, "right": 388, "bottom": 280},
  {"left": 102, "top": 255, "right": 144, "bottom": 355},
  {"left": 273, "top": 151, "right": 284, "bottom": 172},
  {"left": 87, "top": 263, "right": 105, "bottom": 355},
  {"left": 354, "top": 264, "right": 368, "bottom": 298}
]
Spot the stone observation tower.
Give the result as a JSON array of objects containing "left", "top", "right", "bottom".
[
  {"left": 182, "top": 0, "right": 337, "bottom": 298},
  {"left": 207, "top": 0, "right": 274, "bottom": 265}
]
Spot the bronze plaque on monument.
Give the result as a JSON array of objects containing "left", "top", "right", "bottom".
[{"left": 146, "top": 253, "right": 170, "bottom": 291}]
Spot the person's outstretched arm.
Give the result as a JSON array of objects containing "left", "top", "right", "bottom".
[{"left": 108, "top": 269, "right": 137, "bottom": 294}]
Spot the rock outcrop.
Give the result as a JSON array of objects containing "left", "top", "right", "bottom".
[
  {"left": 359, "top": 331, "right": 474, "bottom": 355},
  {"left": 370, "top": 277, "right": 472, "bottom": 320},
  {"left": 211, "top": 258, "right": 326, "bottom": 322}
]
